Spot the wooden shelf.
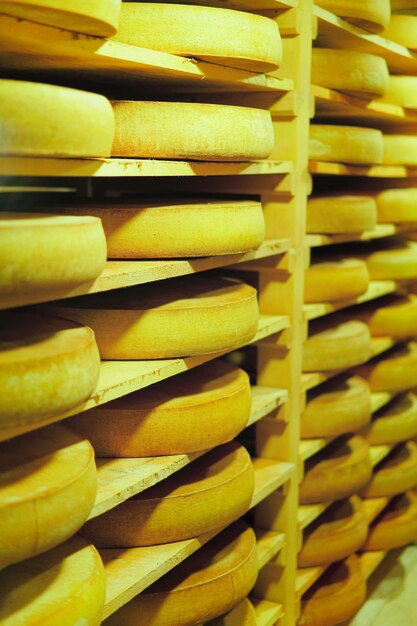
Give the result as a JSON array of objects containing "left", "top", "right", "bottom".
[
  {"left": 369, "top": 444, "right": 393, "bottom": 468},
  {"left": 296, "top": 564, "right": 326, "bottom": 598},
  {"left": 309, "top": 160, "right": 417, "bottom": 179},
  {"left": 256, "top": 528, "right": 286, "bottom": 570},
  {"left": 299, "top": 438, "right": 330, "bottom": 461},
  {"left": 307, "top": 224, "right": 417, "bottom": 248},
  {"left": 155, "top": 0, "right": 297, "bottom": 10},
  {"left": 298, "top": 502, "right": 328, "bottom": 531},
  {"left": 253, "top": 598, "right": 285, "bottom": 626},
  {"left": 360, "top": 550, "right": 388, "bottom": 580},
  {"left": 363, "top": 497, "right": 392, "bottom": 524},
  {"left": 371, "top": 391, "right": 396, "bottom": 413}
]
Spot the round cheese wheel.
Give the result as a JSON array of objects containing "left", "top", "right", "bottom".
[
  {"left": 314, "top": 0, "right": 390, "bottom": 32},
  {"left": 105, "top": 521, "right": 258, "bottom": 626},
  {"left": 82, "top": 442, "right": 254, "bottom": 547},
  {"left": 0, "top": 537, "right": 106, "bottom": 626},
  {"left": 299, "top": 555, "right": 366, "bottom": 626},
  {"left": 68, "top": 361, "right": 250, "bottom": 456},
  {"left": 0, "top": 0, "right": 121, "bottom": 36},
  {"left": 205, "top": 599, "right": 256, "bottom": 626},
  {"left": 0, "top": 79, "right": 114, "bottom": 158},
  {"left": 0, "top": 424, "right": 96, "bottom": 570},
  {"left": 63, "top": 199, "right": 265, "bottom": 258},
  {"left": 307, "top": 195, "right": 377, "bottom": 234},
  {"left": 355, "top": 342, "right": 417, "bottom": 392},
  {"left": 378, "top": 76, "right": 417, "bottom": 109},
  {"left": 309, "top": 124, "right": 384, "bottom": 165},
  {"left": 47, "top": 276, "right": 259, "bottom": 359},
  {"left": 303, "top": 320, "right": 372, "bottom": 372},
  {"left": 364, "top": 491, "right": 417, "bottom": 550},
  {"left": 111, "top": 101, "right": 274, "bottom": 161},
  {"left": 376, "top": 187, "right": 417, "bottom": 222},
  {"left": 361, "top": 441, "right": 417, "bottom": 497},
  {"left": 391, "top": 1, "right": 417, "bottom": 10},
  {"left": 299, "top": 435, "right": 372, "bottom": 504},
  {"left": 0, "top": 213, "right": 107, "bottom": 304},
  {"left": 114, "top": 3, "right": 282, "bottom": 73},
  {"left": 301, "top": 376, "right": 371, "bottom": 439},
  {"left": 0, "top": 311, "right": 100, "bottom": 441},
  {"left": 304, "top": 259, "right": 370, "bottom": 303},
  {"left": 311, "top": 49, "right": 389, "bottom": 97},
  {"left": 356, "top": 296, "right": 417, "bottom": 339},
  {"left": 383, "top": 134, "right": 417, "bottom": 165},
  {"left": 299, "top": 496, "right": 368, "bottom": 567},
  {"left": 383, "top": 15, "right": 417, "bottom": 48},
  {"left": 364, "top": 244, "right": 417, "bottom": 280},
  {"left": 364, "top": 393, "right": 417, "bottom": 445}
]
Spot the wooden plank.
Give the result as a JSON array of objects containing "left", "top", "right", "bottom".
[
  {"left": 296, "top": 564, "right": 326, "bottom": 597},
  {"left": 306, "top": 224, "right": 416, "bottom": 248},
  {"left": 248, "top": 386, "right": 289, "bottom": 427},
  {"left": 299, "top": 438, "right": 330, "bottom": 461},
  {"left": 251, "top": 457, "right": 295, "bottom": 508},
  {"left": 298, "top": 502, "right": 328, "bottom": 531},
  {"left": 369, "top": 444, "right": 393, "bottom": 468},
  {"left": 309, "top": 160, "right": 417, "bottom": 179},
  {"left": 360, "top": 551, "right": 388, "bottom": 580},
  {"left": 253, "top": 598, "right": 285, "bottom": 626},
  {"left": 363, "top": 497, "right": 391, "bottom": 524},
  {"left": 160, "top": 0, "right": 297, "bottom": 8},
  {"left": 256, "top": 528, "right": 286, "bottom": 569},
  {"left": 371, "top": 391, "right": 396, "bottom": 413}
]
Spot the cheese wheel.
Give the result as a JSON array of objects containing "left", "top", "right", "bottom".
[
  {"left": 304, "top": 259, "right": 369, "bottom": 303},
  {"left": 356, "top": 342, "right": 417, "bottom": 392},
  {"left": 364, "top": 491, "right": 417, "bottom": 550},
  {"left": 0, "top": 213, "right": 106, "bottom": 304},
  {"left": 114, "top": 3, "right": 282, "bottom": 73},
  {"left": 314, "top": 0, "right": 390, "bottom": 32},
  {"left": 63, "top": 199, "right": 265, "bottom": 258},
  {"left": 307, "top": 195, "right": 377, "bottom": 234},
  {"left": 301, "top": 376, "right": 371, "bottom": 439},
  {"left": 0, "top": 79, "right": 114, "bottom": 158},
  {"left": 68, "top": 361, "right": 250, "bottom": 456},
  {"left": 376, "top": 187, "right": 417, "bottom": 222},
  {"left": 299, "top": 435, "right": 372, "bottom": 504},
  {"left": 0, "top": 311, "right": 100, "bottom": 441},
  {"left": 0, "top": 538, "right": 106, "bottom": 626},
  {"left": 299, "top": 556, "right": 366, "bottom": 626},
  {"left": 111, "top": 101, "right": 274, "bottom": 161},
  {"left": 82, "top": 442, "right": 254, "bottom": 547},
  {"left": 0, "top": 424, "right": 96, "bottom": 570},
  {"left": 205, "top": 599, "right": 256, "bottom": 626},
  {"left": 356, "top": 296, "right": 417, "bottom": 339},
  {"left": 311, "top": 49, "right": 389, "bottom": 97},
  {"left": 377, "top": 76, "right": 417, "bottom": 109},
  {"left": 383, "top": 134, "right": 417, "bottom": 165},
  {"left": 299, "top": 496, "right": 368, "bottom": 567},
  {"left": 309, "top": 124, "right": 384, "bottom": 165},
  {"left": 0, "top": 0, "right": 121, "bottom": 36},
  {"left": 47, "top": 276, "right": 259, "bottom": 359},
  {"left": 361, "top": 441, "right": 417, "bottom": 497},
  {"left": 383, "top": 15, "right": 417, "bottom": 48},
  {"left": 391, "top": 1, "right": 417, "bottom": 10},
  {"left": 303, "top": 320, "right": 372, "bottom": 372},
  {"left": 363, "top": 244, "right": 417, "bottom": 280},
  {"left": 105, "top": 522, "right": 258, "bottom": 626},
  {"left": 364, "top": 393, "right": 417, "bottom": 445}
]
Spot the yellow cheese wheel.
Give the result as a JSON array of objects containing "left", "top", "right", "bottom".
[
  {"left": 391, "top": 1, "right": 417, "bottom": 10},
  {"left": 377, "top": 76, "right": 417, "bottom": 109},
  {"left": 82, "top": 442, "right": 254, "bottom": 547},
  {"left": 361, "top": 441, "right": 417, "bottom": 497},
  {"left": 299, "top": 435, "right": 372, "bottom": 504},
  {"left": 298, "top": 556, "right": 366, "bottom": 626},
  {"left": 301, "top": 376, "right": 372, "bottom": 439},
  {"left": 311, "top": 49, "right": 389, "bottom": 97},
  {"left": 47, "top": 276, "right": 259, "bottom": 359},
  {"left": 383, "top": 15, "right": 417, "bottom": 48},
  {"left": 0, "top": 310, "right": 100, "bottom": 441},
  {"left": 363, "top": 244, "right": 417, "bottom": 280},
  {"left": 314, "top": 0, "right": 390, "bottom": 32},
  {"left": 383, "top": 134, "right": 417, "bottom": 165},
  {"left": 68, "top": 361, "right": 250, "bottom": 456},
  {"left": 299, "top": 496, "right": 368, "bottom": 567},
  {"left": 0, "top": 213, "right": 106, "bottom": 305},
  {"left": 303, "top": 320, "right": 372, "bottom": 372},
  {"left": 63, "top": 199, "right": 265, "bottom": 258},
  {"left": 0, "top": 79, "right": 114, "bottom": 158},
  {"left": 364, "top": 491, "right": 417, "bottom": 550},
  {"left": 0, "top": 537, "right": 105, "bottom": 626},
  {"left": 307, "top": 195, "right": 377, "bottom": 234},
  {"left": 111, "top": 101, "right": 274, "bottom": 161},
  {"left": 364, "top": 393, "right": 417, "bottom": 445},
  {"left": 309, "top": 124, "right": 384, "bottom": 165},
  {"left": 114, "top": 3, "right": 282, "bottom": 72},
  {"left": 105, "top": 521, "right": 258, "bottom": 626},
  {"left": 0, "top": 424, "right": 96, "bottom": 570},
  {"left": 356, "top": 296, "right": 417, "bottom": 339},
  {"left": 0, "top": 0, "right": 120, "bottom": 36},
  {"left": 356, "top": 342, "right": 417, "bottom": 392},
  {"left": 304, "top": 259, "right": 369, "bottom": 303},
  {"left": 376, "top": 187, "right": 417, "bottom": 222},
  {"left": 205, "top": 599, "right": 256, "bottom": 626}
]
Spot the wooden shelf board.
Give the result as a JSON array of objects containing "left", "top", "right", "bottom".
[
  {"left": 298, "top": 502, "right": 328, "bottom": 531},
  {"left": 296, "top": 564, "right": 326, "bottom": 597},
  {"left": 309, "top": 160, "right": 417, "bottom": 179},
  {"left": 371, "top": 391, "right": 395, "bottom": 413},
  {"left": 252, "top": 598, "right": 284, "bottom": 626},
  {"left": 369, "top": 444, "right": 393, "bottom": 468},
  {"left": 363, "top": 497, "right": 391, "bottom": 524},
  {"left": 299, "top": 437, "right": 331, "bottom": 461},
  {"left": 149, "top": 0, "right": 297, "bottom": 10},
  {"left": 360, "top": 550, "right": 388, "bottom": 580},
  {"left": 306, "top": 224, "right": 417, "bottom": 247},
  {"left": 251, "top": 457, "right": 295, "bottom": 508},
  {"left": 255, "top": 528, "right": 286, "bottom": 570}
]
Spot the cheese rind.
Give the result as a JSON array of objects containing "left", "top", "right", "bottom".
[
  {"left": 356, "top": 342, "right": 417, "bottom": 392},
  {"left": 356, "top": 296, "right": 417, "bottom": 339},
  {"left": 303, "top": 321, "right": 372, "bottom": 372},
  {"left": 364, "top": 491, "right": 417, "bottom": 550},
  {"left": 314, "top": 0, "right": 391, "bottom": 32},
  {"left": 111, "top": 101, "right": 274, "bottom": 161},
  {"left": 309, "top": 124, "right": 384, "bottom": 165},
  {"left": 304, "top": 259, "right": 369, "bottom": 303},
  {"left": 376, "top": 188, "right": 417, "bottom": 222},
  {"left": 383, "top": 134, "right": 417, "bottom": 165},
  {"left": 0, "top": 79, "right": 114, "bottom": 157},
  {"left": 307, "top": 195, "right": 377, "bottom": 234},
  {"left": 364, "top": 244, "right": 417, "bottom": 280},
  {"left": 383, "top": 15, "right": 417, "bottom": 48},
  {"left": 361, "top": 441, "right": 417, "bottom": 497},
  {"left": 363, "top": 393, "right": 417, "bottom": 445},
  {"left": 205, "top": 599, "right": 257, "bottom": 626},
  {"left": 114, "top": 3, "right": 282, "bottom": 72},
  {"left": 378, "top": 75, "right": 417, "bottom": 109}
]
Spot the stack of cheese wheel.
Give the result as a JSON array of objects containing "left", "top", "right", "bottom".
[
  {"left": 303, "top": 320, "right": 371, "bottom": 372},
  {"left": 383, "top": 134, "right": 417, "bottom": 165},
  {"left": 46, "top": 276, "right": 259, "bottom": 359},
  {"left": 68, "top": 361, "right": 251, "bottom": 456},
  {"left": 378, "top": 76, "right": 417, "bottom": 109},
  {"left": 111, "top": 100, "right": 274, "bottom": 161},
  {"left": 0, "top": 310, "right": 100, "bottom": 441},
  {"left": 361, "top": 442, "right": 417, "bottom": 498},
  {"left": 362, "top": 242, "right": 417, "bottom": 280},
  {"left": 364, "top": 393, "right": 417, "bottom": 445},
  {"left": 311, "top": 49, "right": 389, "bottom": 97},
  {"left": 0, "top": 79, "right": 114, "bottom": 157},
  {"left": 364, "top": 491, "right": 417, "bottom": 551},
  {"left": 304, "top": 258, "right": 369, "bottom": 303},
  {"left": 307, "top": 194, "right": 377, "bottom": 234},
  {"left": 205, "top": 599, "right": 257, "bottom": 626},
  {"left": 0, "top": 537, "right": 106, "bottom": 626},
  {"left": 301, "top": 376, "right": 372, "bottom": 439},
  {"left": 0, "top": 213, "right": 107, "bottom": 307},
  {"left": 83, "top": 442, "right": 254, "bottom": 547},
  {"left": 113, "top": 3, "right": 282, "bottom": 72},
  {"left": 0, "top": 0, "right": 121, "bottom": 36},
  {"left": 299, "top": 496, "right": 368, "bottom": 567},
  {"left": 299, "top": 436, "right": 372, "bottom": 504},
  {"left": 354, "top": 295, "right": 417, "bottom": 339},
  {"left": 376, "top": 188, "right": 417, "bottom": 222},
  {"left": 105, "top": 522, "right": 258, "bottom": 626},
  {"left": 299, "top": 555, "right": 366, "bottom": 626},
  {"left": 383, "top": 14, "right": 417, "bottom": 48},
  {"left": 314, "top": 0, "right": 390, "bottom": 32},
  {"left": 356, "top": 342, "right": 417, "bottom": 392},
  {"left": 63, "top": 199, "right": 265, "bottom": 258},
  {"left": 309, "top": 124, "right": 384, "bottom": 164}
]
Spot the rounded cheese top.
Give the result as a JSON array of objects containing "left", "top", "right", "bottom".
[
  {"left": 364, "top": 243, "right": 417, "bottom": 280},
  {"left": 307, "top": 194, "right": 377, "bottom": 234},
  {"left": 314, "top": 0, "right": 391, "bottom": 32},
  {"left": 309, "top": 124, "right": 384, "bottom": 165},
  {"left": 364, "top": 392, "right": 417, "bottom": 445},
  {"left": 303, "top": 320, "right": 372, "bottom": 372},
  {"left": 383, "top": 134, "right": 417, "bottom": 165},
  {"left": 383, "top": 15, "right": 417, "bottom": 48},
  {"left": 357, "top": 295, "right": 417, "bottom": 339},
  {"left": 378, "top": 75, "right": 417, "bottom": 109},
  {"left": 376, "top": 187, "right": 417, "bottom": 222},
  {"left": 304, "top": 259, "right": 370, "bottom": 303}
]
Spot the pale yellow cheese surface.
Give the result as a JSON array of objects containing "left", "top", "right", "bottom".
[
  {"left": 356, "top": 342, "right": 417, "bottom": 392},
  {"left": 314, "top": 0, "right": 390, "bottom": 32},
  {"left": 304, "top": 259, "right": 370, "bottom": 303},
  {"left": 309, "top": 124, "right": 384, "bottom": 165},
  {"left": 363, "top": 393, "right": 417, "bottom": 445},
  {"left": 361, "top": 441, "right": 417, "bottom": 497},
  {"left": 307, "top": 194, "right": 377, "bottom": 234},
  {"left": 376, "top": 187, "right": 417, "bottom": 222},
  {"left": 364, "top": 244, "right": 417, "bottom": 280},
  {"left": 364, "top": 491, "right": 417, "bottom": 551},
  {"left": 303, "top": 320, "right": 372, "bottom": 372},
  {"left": 383, "top": 14, "right": 417, "bottom": 48},
  {"left": 383, "top": 134, "right": 417, "bottom": 165},
  {"left": 356, "top": 296, "right": 417, "bottom": 339},
  {"left": 377, "top": 75, "right": 417, "bottom": 109}
]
